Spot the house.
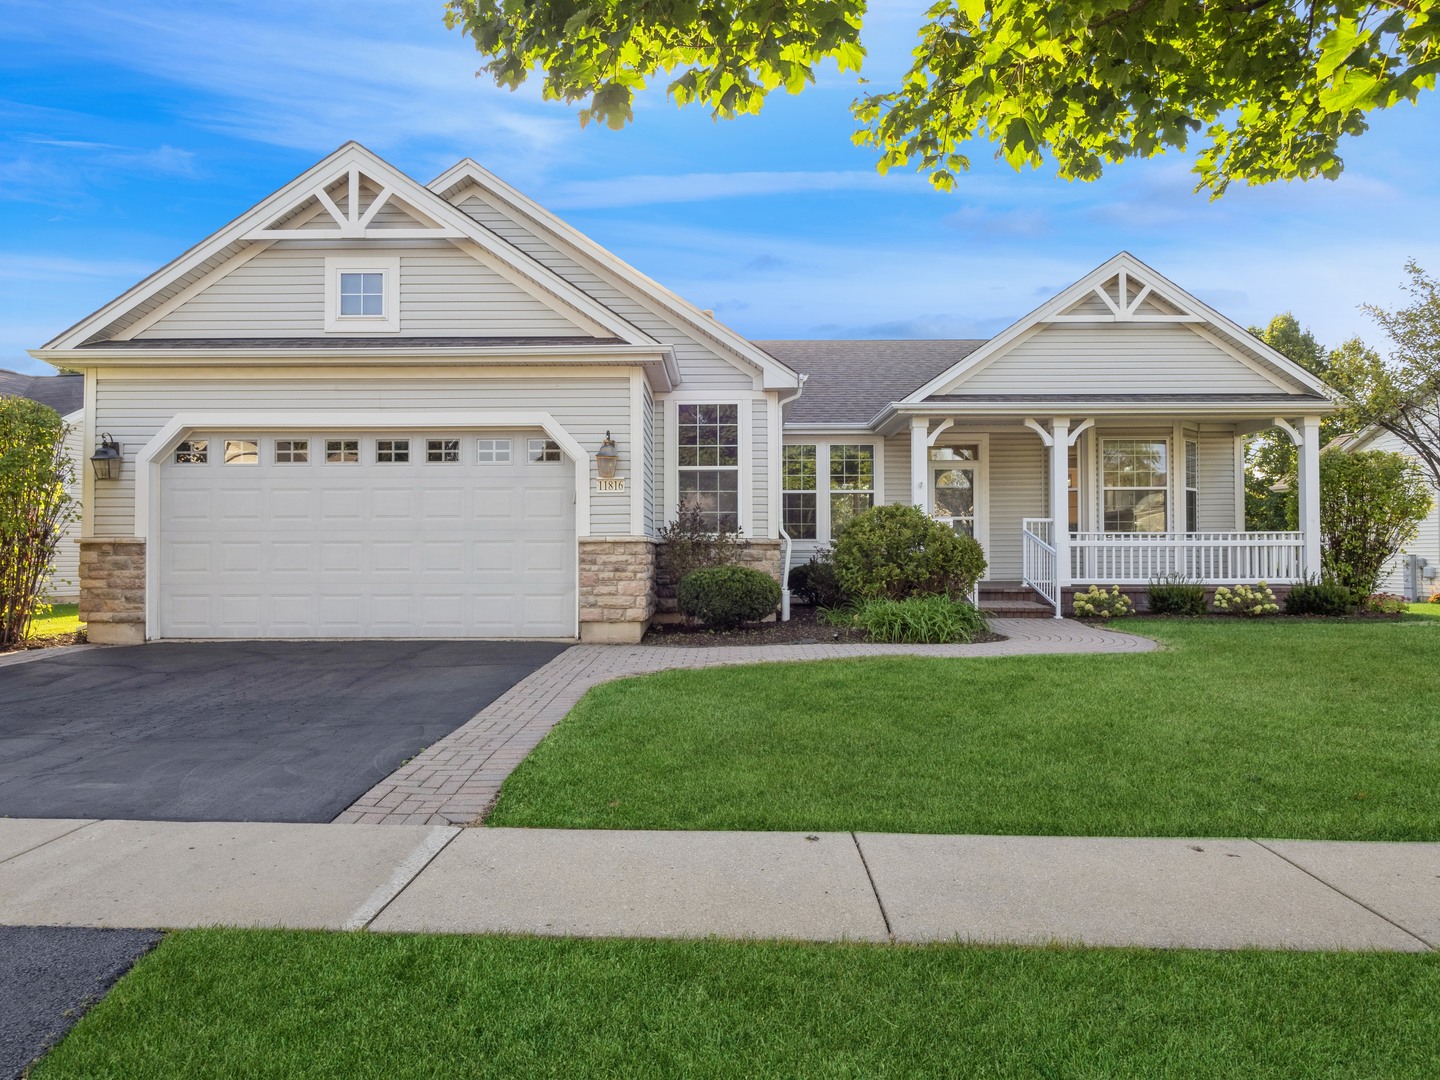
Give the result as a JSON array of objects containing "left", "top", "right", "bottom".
[
  {"left": 0, "top": 368, "right": 85, "bottom": 601},
  {"left": 32, "top": 143, "right": 1334, "bottom": 644},
  {"left": 1333, "top": 427, "right": 1440, "bottom": 599}
]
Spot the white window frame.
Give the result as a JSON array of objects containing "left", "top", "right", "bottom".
[
  {"left": 426, "top": 438, "right": 461, "bottom": 464},
  {"left": 828, "top": 443, "right": 877, "bottom": 537},
  {"left": 174, "top": 439, "right": 208, "bottom": 464},
  {"left": 274, "top": 438, "right": 309, "bottom": 465},
  {"left": 781, "top": 444, "right": 819, "bottom": 541},
  {"left": 928, "top": 435, "right": 988, "bottom": 558},
  {"left": 376, "top": 437, "right": 411, "bottom": 464},
  {"left": 1185, "top": 438, "right": 1199, "bottom": 533},
  {"left": 529, "top": 438, "right": 563, "bottom": 463},
  {"left": 1101, "top": 437, "right": 1170, "bottom": 533},
  {"left": 324, "top": 438, "right": 360, "bottom": 464},
  {"left": 476, "top": 438, "right": 512, "bottom": 463},
  {"left": 665, "top": 395, "right": 758, "bottom": 536},
  {"left": 223, "top": 438, "right": 259, "bottom": 466},
  {"left": 324, "top": 256, "right": 400, "bottom": 333},
  {"left": 779, "top": 437, "right": 886, "bottom": 544}
]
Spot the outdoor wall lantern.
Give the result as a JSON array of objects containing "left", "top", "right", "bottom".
[
  {"left": 596, "top": 431, "right": 619, "bottom": 480},
  {"left": 90, "top": 433, "right": 122, "bottom": 480}
]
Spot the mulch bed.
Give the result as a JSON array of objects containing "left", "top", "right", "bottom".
[
  {"left": 641, "top": 607, "right": 1006, "bottom": 647},
  {"left": 0, "top": 632, "right": 84, "bottom": 656}
]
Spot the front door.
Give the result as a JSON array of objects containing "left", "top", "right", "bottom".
[{"left": 932, "top": 462, "right": 988, "bottom": 575}]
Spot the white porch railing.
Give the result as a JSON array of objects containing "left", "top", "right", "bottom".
[
  {"left": 1021, "top": 518, "right": 1060, "bottom": 615},
  {"left": 1069, "top": 531, "right": 1306, "bottom": 584}
]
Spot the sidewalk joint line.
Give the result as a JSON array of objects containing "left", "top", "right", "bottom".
[
  {"left": 1251, "top": 839, "right": 1436, "bottom": 951},
  {"left": 347, "top": 826, "right": 462, "bottom": 932},
  {"left": 0, "top": 819, "right": 100, "bottom": 867},
  {"left": 851, "top": 832, "right": 893, "bottom": 940}
]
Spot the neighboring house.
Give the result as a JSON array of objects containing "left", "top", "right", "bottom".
[
  {"left": 0, "top": 368, "right": 85, "bottom": 601},
  {"left": 1332, "top": 427, "right": 1440, "bottom": 598},
  {"left": 31, "top": 143, "right": 1334, "bottom": 644}
]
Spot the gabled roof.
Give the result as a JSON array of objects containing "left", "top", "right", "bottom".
[
  {"left": 430, "top": 159, "right": 802, "bottom": 390},
  {"left": 902, "top": 252, "right": 1334, "bottom": 405},
  {"left": 757, "top": 340, "right": 984, "bottom": 425},
  {"left": 41, "top": 143, "right": 654, "bottom": 352},
  {"left": 0, "top": 369, "right": 84, "bottom": 414}
]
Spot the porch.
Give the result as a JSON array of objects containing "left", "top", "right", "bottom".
[{"left": 897, "top": 410, "right": 1325, "bottom": 618}]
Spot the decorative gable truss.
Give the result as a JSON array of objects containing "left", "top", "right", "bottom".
[
  {"left": 898, "top": 252, "right": 1334, "bottom": 409},
  {"left": 42, "top": 142, "right": 655, "bottom": 351},
  {"left": 246, "top": 164, "right": 464, "bottom": 241}
]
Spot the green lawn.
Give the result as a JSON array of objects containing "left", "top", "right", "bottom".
[
  {"left": 33, "top": 930, "right": 1440, "bottom": 1079},
  {"left": 1406, "top": 602, "right": 1440, "bottom": 618},
  {"left": 27, "top": 602, "right": 81, "bottom": 639},
  {"left": 491, "top": 618, "right": 1440, "bottom": 840}
]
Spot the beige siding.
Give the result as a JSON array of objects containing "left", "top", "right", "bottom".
[
  {"left": 940, "top": 324, "right": 1292, "bottom": 396},
  {"left": 751, "top": 399, "right": 770, "bottom": 536},
  {"left": 651, "top": 395, "right": 666, "bottom": 532},
  {"left": 140, "top": 243, "right": 589, "bottom": 339},
  {"left": 92, "top": 372, "right": 631, "bottom": 536},
  {"left": 455, "top": 195, "right": 757, "bottom": 390},
  {"left": 986, "top": 431, "right": 1048, "bottom": 580},
  {"left": 1196, "top": 424, "right": 1240, "bottom": 531},
  {"left": 641, "top": 381, "right": 655, "bottom": 535}
]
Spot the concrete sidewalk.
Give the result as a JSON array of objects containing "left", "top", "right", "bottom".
[{"left": 1, "top": 818, "right": 1434, "bottom": 951}]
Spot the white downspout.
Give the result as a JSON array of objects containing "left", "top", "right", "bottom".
[{"left": 775, "top": 375, "right": 808, "bottom": 620}]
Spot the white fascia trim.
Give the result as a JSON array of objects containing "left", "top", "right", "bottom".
[
  {"left": 432, "top": 165, "right": 801, "bottom": 391},
  {"left": 134, "top": 409, "right": 592, "bottom": 543},
  {"left": 43, "top": 142, "right": 652, "bottom": 353},
  {"left": 872, "top": 397, "right": 1337, "bottom": 430}
]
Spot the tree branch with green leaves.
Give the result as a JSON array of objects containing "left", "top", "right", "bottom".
[{"left": 446, "top": 0, "right": 1440, "bottom": 193}]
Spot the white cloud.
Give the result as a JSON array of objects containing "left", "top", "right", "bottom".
[{"left": 544, "top": 169, "right": 936, "bottom": 208}]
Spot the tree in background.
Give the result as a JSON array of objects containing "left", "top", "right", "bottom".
[
  {"left": 445, "top": 0, "right": 1440, "bottom": 195},
  {"left": 1330, "top": 260, "right": 1440, "bottom": 491},
  {"left": 1242, "top": 313, "right": 1346, "bottom": 530},
  {"left": 1313, "top": 449, "right": 1431, "bottom": 599},
  {"left": 0, "top": 398, "right": 77, "bottom": 648}
]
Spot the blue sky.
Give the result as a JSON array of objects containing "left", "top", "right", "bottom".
[{"left": 4, "top": 0, "right": 1439, "bottom": 375}]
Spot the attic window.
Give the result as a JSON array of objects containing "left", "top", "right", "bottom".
[
  {"left": 339, "top": 273, "right": 384, "bottom": 316},
  {"left": 325, "top": 257, "right": 400, "bottom": 332}
]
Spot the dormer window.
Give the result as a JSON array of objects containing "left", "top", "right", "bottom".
[{"left": 325, "top": 256, "right": 399, "bottom": 332}]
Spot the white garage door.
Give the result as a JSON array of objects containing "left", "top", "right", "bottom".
[{"left": 156, "top": 430, "right": 576, "bottom": 638}]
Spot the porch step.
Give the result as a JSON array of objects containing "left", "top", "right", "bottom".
[{"left": 979, "top": 600, "right": 1055, "bottom": 619}]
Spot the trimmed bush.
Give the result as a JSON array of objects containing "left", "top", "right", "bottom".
[
  {"left": 824, "top": 596, "right": 990, "bottom": 644},
  {"left": 832, "top": 504, "right": 986, "bottom": 601},
  {"left": 786, "top": 549, "right": 849, "bottom": 609},
  {"left": 1316, "top": 450, "right": 1431, "bottom": 602},
  {"left": 1212, "top": 583, "right": 1280, "bottom": 617},
  {"left": 656, "top": 503, "right": 749, "bottom": 590},
  {"left": 1284, "top": 578, "right": 1355, "bottom": 617},
  {"left": 1147, "top": 576, "right": 1207, "bottom": 617},
  {"left": 677, "top": 565, "right": 781, "bottom": 630},
  {"left": 1363, "top": 592, "right": 1408, "bottom": 615},
  {"left": 1072, "top": 585, "right": 1133, "bottom": 619}
]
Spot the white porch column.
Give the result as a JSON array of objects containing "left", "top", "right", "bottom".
[
  {"left": 1297, "top": 414, "right": 1322, "bottom": 578},
  {"left": 910, "top": 416, "right": 929, "bottom": 512},
  {"left": 1050, "top": 418, "right": 1071, "bottom": 589}
]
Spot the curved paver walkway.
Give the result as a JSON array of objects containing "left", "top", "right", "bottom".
[{"left": 336, "top": 618, "right": 1156, "bottom": 827}]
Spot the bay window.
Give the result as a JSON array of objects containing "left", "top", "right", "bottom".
[
  {"left": 677, "top": 403, "right": 739, "bottom": 530},
  {"left": 1102, "top": 439, "right": 1168, "bottom": 532}
]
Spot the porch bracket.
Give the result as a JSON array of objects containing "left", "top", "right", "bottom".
[
  {"left": 1067, "top": 418, "right": 1095, "bottom": 446},
  {"left": 1273, "top": 417, "right": 1303, "bottom": 446},
  {"left": 926, "top": 418, "right": 955, "bottom": 446},
  {"left": 1023, "top": 417, "right": 1055, "bottom": 446}
]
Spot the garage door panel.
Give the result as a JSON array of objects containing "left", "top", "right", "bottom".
[{"left": 158, "top": 429, "right": 576, "bottom": 639}]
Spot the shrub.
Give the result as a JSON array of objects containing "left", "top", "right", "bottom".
[
  {"left": 1072, "top": 585, "right": 1133, "bottom": 619},
  {"left": 1284, "top": 577, "right": 1355, "bottom": 617},
  {"left": 786, "top": 548, "right": 849, "bottom": 608},
  {"left": 1212, "top": 582, "right": 1280, "bottom": 617},
  {"left": 1363, "top": 592, "right": 1408, "bottom": 615},
  {"left": 656, "top": 503, "right": 749, "bottom": 591},
  {"left": 1, "top": 398, "right": 77, "bottom": 649},
  {"left": 676, "top": 565, "right": 781, "bottom": 630},
  {"left": 831, "top": 504, "right": 986, "bottom": 601},
  {"left": 824, "top": 595, "right": 990, "bottom": 644},
  {"left": 1316, "top": 449, "right": 1431, "bottom": 602},
  {"left": 1430, "top": 591, "right": 1440, "bottom": 604},
  {"left": 1147, "top": 575, "right": 1207, "bottom": 617}
]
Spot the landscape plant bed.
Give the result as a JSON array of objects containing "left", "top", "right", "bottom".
[
  {"left": 492, "top": 618, "right": 1440, "bottom": 839},
  {"left": 32, "top": 929, "right": 1440, "bottom": 1079},
  {"left": 642, "top": 606, "right": 1004, "bottom": 647}
]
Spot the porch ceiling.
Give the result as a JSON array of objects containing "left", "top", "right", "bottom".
[{"left": 872, "top": 392, "right": 1335, "bottom": 433}]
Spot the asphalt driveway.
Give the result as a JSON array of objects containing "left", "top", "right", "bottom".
[{"left": 0, "top": 641, "right": 567, "bottom": 822}]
